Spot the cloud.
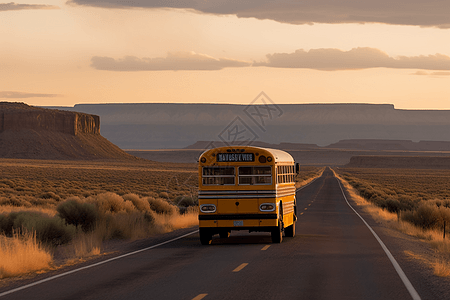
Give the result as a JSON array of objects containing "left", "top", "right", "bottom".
[
  {"left": 67, "top": 0, "right": 450, "bottom": 28},
  {"left": 411, "top": 71, "right": 450, "bottom": 76},
  {"left": 92, "top": 49, "right": 450, "bottom": 72},
  {"left": 0, "top": 91, "right": 61, "bottom": 98},
  {"left": 91, "top": 51, "right": 251, "bottom": 71},
  {"left": 0, "top": 2, "right": 59, "bottom": 11},
  {"left": 255, "top": 48, "right": 450, "bottom": 71}
]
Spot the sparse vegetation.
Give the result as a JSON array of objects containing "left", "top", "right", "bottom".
[
  {"left": 0, "top": 159, "right": 197, "bottom": 205},
  {"left": 0, "top": 158, "right": 199, "bottom": 278},
  {"left": 295, "top": 166, "right": 325, "bottom": 188},
  {"left": 336, "top": 168, "right": 450, "bottom": 230},
  {"left": 334, "top": 167, "right": 450, "bottom": 277}
]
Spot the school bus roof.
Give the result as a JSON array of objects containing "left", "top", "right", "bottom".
[{"left": 199, "top": 146, "right": 294, "bottom": 164}]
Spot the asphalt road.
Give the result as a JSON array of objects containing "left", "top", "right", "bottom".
[{"left": 0, "top": 169, "right": 421, "bottom": 300}]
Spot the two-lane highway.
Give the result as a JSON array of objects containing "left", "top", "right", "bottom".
[{"left": 0, "top": 169, "right": 420, "bottom": 299}]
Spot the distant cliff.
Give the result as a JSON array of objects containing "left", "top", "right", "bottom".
[
  {"left": 0, "top": 102, "right": 136, "bottom": 160},
  {"left": 45, "top": 103, "right": 450, "bottom": 149},
  {"left": 0, "top": 102, "right": 99, "bottom": 135},
  {"left": 345, "top": 156, "right": 450, "bottom": 169}
]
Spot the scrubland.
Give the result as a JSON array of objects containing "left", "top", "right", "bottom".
[
  {"left": 0, "top": 158, "right": 198, "bottom": 279},
  {"left": 335, "top": 167, "right": 450, "bottom": 277},
  {"left": 295, "top": 166, "right": 325, "bottom": 189},
  {"left": 1, "top": 159, "right": 323, "bottom": 279}
]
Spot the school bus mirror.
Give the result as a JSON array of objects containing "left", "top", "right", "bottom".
[{"left": 296, "top": 163, "right": 300, "bottom": 174}]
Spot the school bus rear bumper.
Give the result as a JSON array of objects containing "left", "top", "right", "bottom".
[
  {"left": 199, "top": 214, "right": 278, "bottom": 228},
  {"left": 199, "top": 214, "right": 277, "bottom": 220}
]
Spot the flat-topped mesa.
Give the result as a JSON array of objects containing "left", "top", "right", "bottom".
[
  {"left": 0, "top": 102, "right": 136, "bottom": 160},
  {"left": 0, "top": 102, "right": 99, "bottom": 135}
]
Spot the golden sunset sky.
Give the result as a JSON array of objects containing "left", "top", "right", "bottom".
[{"left": 1, "top": 0, "right": 449, "bottom": 108}]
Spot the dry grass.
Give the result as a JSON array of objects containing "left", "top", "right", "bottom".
[
  {"left": 0, "top": 158, "right": 199, "bottom": 278},
  {"left": 0, "top": 205, "right": 57, "bottom": 217},
  {"left": 152, "top": 206, "right": 198, "bottom": 234},
  {"left": 56, "top": 231, "right": 102, "bottom": 265},
  {"left": 0, "top": 230, "right": 53, "bottom": 279},
  {"left": 295, "top": 166, "right": 325, "bottom": 189},
  {"left": 334, "top": 170, "right": 450, "bottom": 277},
  {"left": 335, "top": 172, "right": 397, "bottom": 223},
  {"left": 336, "top": 167, "right": 450, "bottom": 230},
  {"left": 432, "top": 259, "right": 450, "bottom": 277}
]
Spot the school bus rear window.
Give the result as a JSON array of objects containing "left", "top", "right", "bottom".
[
  {"left": 238, "top": 166, "right": 272, "bottom": 185},
  {"left": 202, "top": 167, "right": 235, "bottom": 185}
]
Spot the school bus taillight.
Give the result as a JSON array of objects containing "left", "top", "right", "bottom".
[
  {"left": 259, "top": 203, "right": 275, "bottom": 212},
  {"left": 200, "top": 204, "right": 216, "bottom": 213}
]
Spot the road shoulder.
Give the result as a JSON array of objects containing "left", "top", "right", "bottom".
[{"left": 334, "top": 172, "right": 450, "bottom": 300}]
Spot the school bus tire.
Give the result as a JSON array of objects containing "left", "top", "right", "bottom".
[
  {"left": 199, "top": 228, "right": 213, "bottom": 245},
  {"left": 219, "top": 230, "right": 231, "bottom": 239},
  {"left": 271, "top": 220, "right": 283, "bottom": 243},
  {"left": 272, "top": 205, "right": 284, "bottom": 243},
  {"left": 285, "top": 203, "right": 296, "bottom": 237},
  {"left": 285, "top": 221, "right": 296, "bottom": 237}
]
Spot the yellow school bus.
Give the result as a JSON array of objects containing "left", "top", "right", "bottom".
[{"left": 198, "top": 146, "right": 298, "bottom": 245}]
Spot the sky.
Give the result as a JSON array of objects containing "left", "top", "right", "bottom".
[{"left": 1, "top": 0, "right": 449, "bottom": 109}]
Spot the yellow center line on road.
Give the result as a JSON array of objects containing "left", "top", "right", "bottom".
[
  {"left": 300, "top": 212, "right": 304, "bottom": 215},
  {"left": 304, "top": 208, "right": 308, "bottom": 210},
  {"left": 261, "top": 245, "right": 270, "bottom": 251},
  {"left": 233, "top": 263, "right": 249, "bottom": 272},
  {"left": 191, "top": 294, "right": 208, "bottom": 300}
]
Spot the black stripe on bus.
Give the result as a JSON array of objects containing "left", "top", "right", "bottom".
[{"left": 199, "top": 214, "right": 278, "bottom": 220}]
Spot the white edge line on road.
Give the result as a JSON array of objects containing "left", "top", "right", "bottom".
[
  {"left": 336, "top": 178, "right": 421, "bottom": 300},
  {"left": 0, "top": 230, "right": 199, "bottom": 298}
]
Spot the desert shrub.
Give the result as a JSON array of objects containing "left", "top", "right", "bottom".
[
  {"left": 95, "top": 193, "right": 135, "bottom": 213},
  {"left": 0, "top": 180, "right": 16, "bottom": 189},
  {"left": 146, "top": 197, "right": 178, "bottom": 215},
  {"left": 361, "top": 187, "right": 375, "bottom": 200},
  {"left": 99, "top": 211, "right": 151, "bottom": 240},
  {"left": 29, "top": 198, "right": 58, "bottom": 207},
  {"left": 402, "top": 202, "right": 441, "bottom": 230},
  {"left": 144, "top": 210, "right": 156, "bottom": 225},
  {"left": 175, "top": 195, "right": 198, "bottom": 208},
  {"left": 57, "top": 197, "right": 99, "bottom": 232},
  {"left": 159, "top": 192, "right": 169, "bottom": 199},
  {"left": 147, "top": 191, "right": 159, "bottom": 198},
  {"left": 398, "top": 195, "right": 418, "bottom": 211},
  {"left": 384, "top": 198, "right": 401, "bottom": 213},
  {"left": 81, "top": 191, "right": 91, "bottom": 198},
  {"left": 384, "top": 188, "right": 397, "bottom": 196},
  {"left": 38, "top": 192, "right": 61, "bottom": 202},
  {"left": 67, "top": 188, "right": 82, "bottom": 195},
  {"left": 32, "top": 216, "right": 75, "bottom": 246},
  {"left": 0, "top": 212, "right": 75, "bottom": 246},
  {"left": 0, "top": 196, "right": 32, "bottom": 207},
  {"left": 430, "top": 199, "right": 450, "bottom": 209},
  {"left": 123, "top": 193, "right": 151, "bottom": 212},
  {"left": 0, "top": 214, "right": 15, "bottom": 235}
]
